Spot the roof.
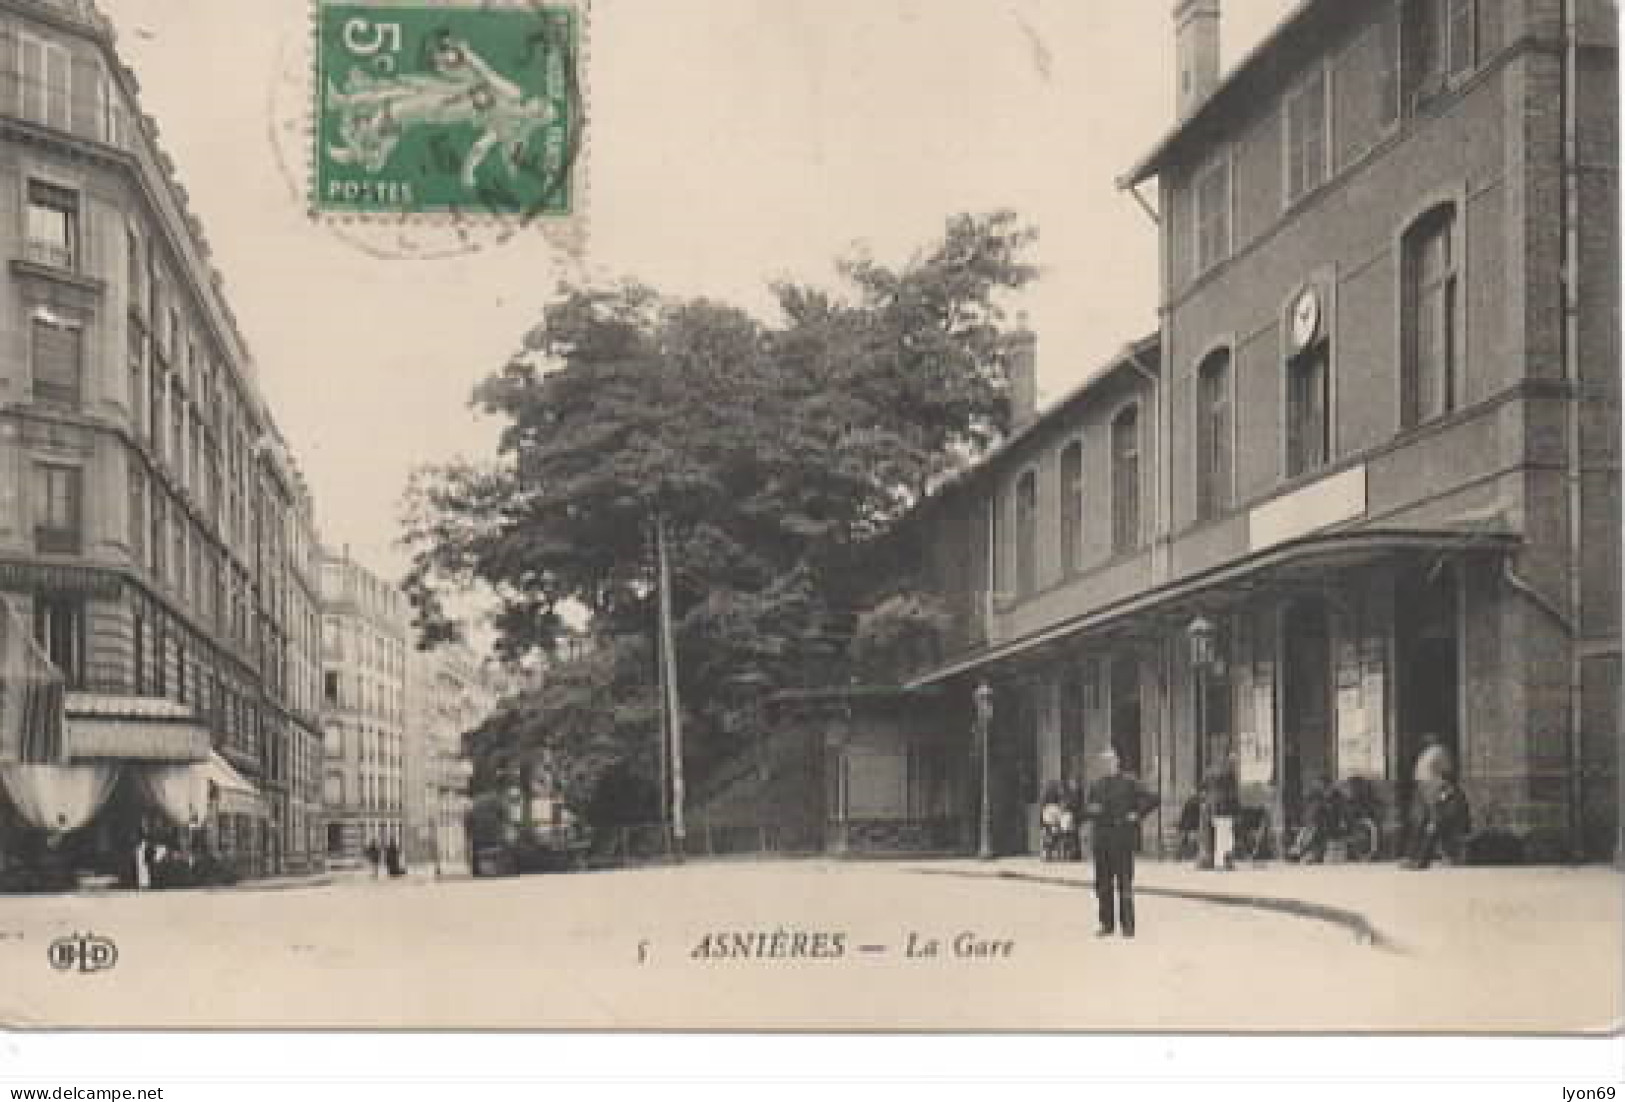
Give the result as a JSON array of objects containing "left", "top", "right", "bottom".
[
  {"left": 925, "top": 330, "right": 1160, "bottom": 503},
  {"left": 1119, "top": 0, "right": 1334, "bottom": 188}
]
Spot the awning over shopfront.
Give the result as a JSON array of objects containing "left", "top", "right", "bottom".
[
  {"left": 906, "top": 527, "right": 1521, "bottom": 689},
  {"left": 134, "top": 752, "right": 266, "bottom": 825},
  {"left": 0, "top": 597, "right": 64, "bottom": 764},
  {"left": 63, "top": 694, "right": 211, "bottom": 763},
  {"left": 202, "top": 752, "right": 266, "bottom": 818}
]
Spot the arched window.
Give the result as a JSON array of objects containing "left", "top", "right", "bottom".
[
  {"left": 1111, "top": 406, "right": 1141, "bottom": 555},
  {"left": 1014, "top": 469, "right": 1038, "bottom": 599},
  {"left": 1059, "top": 440, "right": 1084, "bottom": 573},
  {"left": 1401, "top": 204, "right": 1458, "bottom": 428},
  {"left": 1196, "top": 349, "right": 1232, "bottom": 521}
]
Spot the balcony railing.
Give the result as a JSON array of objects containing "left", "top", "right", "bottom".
[{"left": 23, "top": 237, "right": 74, "bottom": 270}]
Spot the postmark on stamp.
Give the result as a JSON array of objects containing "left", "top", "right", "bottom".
[{"left": 312, "top": 0, "right": 581, "bottom": 220}]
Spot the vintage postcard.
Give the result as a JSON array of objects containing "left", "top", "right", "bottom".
[{"left": 0, "top": 0, "right": 1619, "bottom": 1045}]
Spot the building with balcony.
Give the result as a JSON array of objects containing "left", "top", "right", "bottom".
[
  {"left": 895, "top": 0, "right": 1619, "bottom": 861},
  {"left": 319, "top": 549, "right": 407, "bottom": 865},
  {"left": 0, "top": 0, "right": 329, "bottom": 883},
  {"left": 403, "top": 641, "right": 494, "bottom": 871}
]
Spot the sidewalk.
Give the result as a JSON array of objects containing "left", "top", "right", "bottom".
[{"left": 904, "top": 855, "right": 1625, "bottom": 956}]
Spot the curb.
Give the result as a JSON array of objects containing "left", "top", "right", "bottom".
[{"left": 909, "top": 866, "right": 1403, "bottom": 953}]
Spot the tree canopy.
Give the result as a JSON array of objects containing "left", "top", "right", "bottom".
[{"left": 405, "top": 210, "right": 1037, "bottom": 813}]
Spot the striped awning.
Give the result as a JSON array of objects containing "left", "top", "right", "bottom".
[
  {"left": 202, "top": 752, "right": 265, "bottom": 818},
  {"left": 0, "top": 598, "right": 64, "bottom": 763}
]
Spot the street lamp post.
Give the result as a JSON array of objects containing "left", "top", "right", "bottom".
[
  {"left": 1186, "top": 614, "right": 1220, "bottom": 868},
  {"left": 974, "top": 680, "right": 994, "bottom": 860}
]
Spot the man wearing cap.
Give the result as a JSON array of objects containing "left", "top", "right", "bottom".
[{"left": 1083, "top": 747, "right": 1160, "bottom": 938}]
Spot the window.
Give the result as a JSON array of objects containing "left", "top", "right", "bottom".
[
  {"left": 132, "top": 611, "right": 145, "bottom": 695},
  {"left": 34, "top": 464, "right": 81, "bottom": 554},
  {"left": 26, "top": 180, "right": 78, "bottom": 269},
  {"left": 150, "top": 368, "right": 167, "bottom": 462},
  {"left": 30, "top": 312, "right": 82, "bottom": 407},
  {"left": 1059, "top": 440, "right": 1084, "bottom": 573},
  {"left": 127, "top": 228, "right": 144, "bottom": 312},
  {"left": 1284, "top": 68, "right": 1327, "bottom": 204},
  {"left": 18, "top": 33, "right": 70, "bottom": 130},
  {"left": 1193, "top": 156, "right": 1230, "bottom": 273},
  {"left": 1111, "top": 405, "right": 1141, "bottom": 555},
  {"left": 1287, "top": 339, "right": 1331, "bottom": 478},
  {"left": 1402, "top": 205, "right": 1459, "bottom": 427},
  {"left": 176, "top": 519, "right": 188, "bottom": 599},
  {"left": 1196, "top": 350, "right": 1233, "bottom": 521},
  {"left": 32, "top": 594, "right": 83, "bottom": 687},
  {"left": 1379, "top": 6, "right": 1402, "bottom": 126},
  {"left": 1013, "top": 469, "right": 1038, "bottom": 599},
  {"left": 1405, "top": 0, "right": 1480, "bottom": 106},
  {"left": 128, "top": 322, "right": 146, "bottom": 438},
  {"left": 129, "top": 467, "right": 146, "bottom": 563},
  {"left": 151, "top": 493, "right": 166, "bottom": 580}
]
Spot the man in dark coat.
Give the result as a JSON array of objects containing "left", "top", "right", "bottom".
[{"left": 1083, "top": 748, "right": 1160, "bottom": 938}]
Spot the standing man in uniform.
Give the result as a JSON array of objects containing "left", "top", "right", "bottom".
[{"left": 1083, "top": 748, "right": 1160, "bottom": 938}]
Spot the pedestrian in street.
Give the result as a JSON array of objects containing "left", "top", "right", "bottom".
[
  {"left": 1198, "top": 753, "right": 1239, "bottom": 871},
  {"left": 1083, "top": 747, "right": 1159, "bottom": 939},
  {"left": 365, "top": 838, "right": 382, "bottom": 878},
  {"left": 1404, "top": 734, "right": 1453, "bottom": 868},
  {"left": 132, "top": 835, "right": 150, "bottom": 890},
  {"left": 385, "top": 837, "right": 404, "bottom": 878}
]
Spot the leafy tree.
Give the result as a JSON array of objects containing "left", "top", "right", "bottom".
[{"left": 406, "top": 211, "right": 1037, "bottom": 808}]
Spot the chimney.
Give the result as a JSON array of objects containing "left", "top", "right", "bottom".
[
  {"left": 1007, "top": 313, "right": 1038, "bottom": 428},
  {"left": 1174, "top": 0, "right": 1221, "bottom": 118}
]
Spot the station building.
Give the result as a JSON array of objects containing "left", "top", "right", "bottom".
[{"left": 897, "top": 0, "right": 1619, "bottom": 860}]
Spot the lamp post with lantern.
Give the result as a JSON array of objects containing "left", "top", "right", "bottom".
[
  {"left": 1186, "top": 614, "right": 1222, "bottom": 867},
  {"left": 973, "top": 679, "right": 994, "bottom": 860}
]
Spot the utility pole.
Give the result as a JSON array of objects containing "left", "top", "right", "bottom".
[
  {"left": 655, "top": 510, "right": 686, "bottom": 856},
  {"left": 652, "top": 516, "right": 669, "bottom": 836}
]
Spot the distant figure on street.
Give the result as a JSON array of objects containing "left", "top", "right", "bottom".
[
  {"left": 1083, "top": 748, "right": 1159, "bottom": 938},
  {"left": 385, "top": 838, "right": 404, "bottom": 878},
  {"left": 1198, "top": 753, "right": 1239, "bottom": 871},
  {"left": 132, "top": 836, "right": 150, "bottom": 890},
  {"left": 1404, "top": 735, "right": 1454, "bottom": 868},
  {"left": 365, "top": 839, "right": 382, "bottom": 878}
]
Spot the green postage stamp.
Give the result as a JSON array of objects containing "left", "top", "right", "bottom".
[{"left": 313, "top": 0, "right": 581, "bottom": 218}]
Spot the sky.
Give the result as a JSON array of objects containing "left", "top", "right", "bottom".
[{"left": 95, "top": 0, "right": 1297, "bottom": 589}]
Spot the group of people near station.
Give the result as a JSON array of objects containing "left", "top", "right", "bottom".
[{"left": 1042, "top": 733, "right": 1475, "bottom": 941}]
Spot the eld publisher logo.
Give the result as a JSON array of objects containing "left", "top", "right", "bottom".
[{"left": 47, "top": 932, "right": 118, "bottom": 974}]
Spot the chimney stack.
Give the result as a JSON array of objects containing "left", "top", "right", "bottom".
[
  {"left": 1007, "top": 313, "right": 1038, "bottom": 428},
  {"left": 1174, "top": 0, "right": 1221, "bottom": 118}
]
